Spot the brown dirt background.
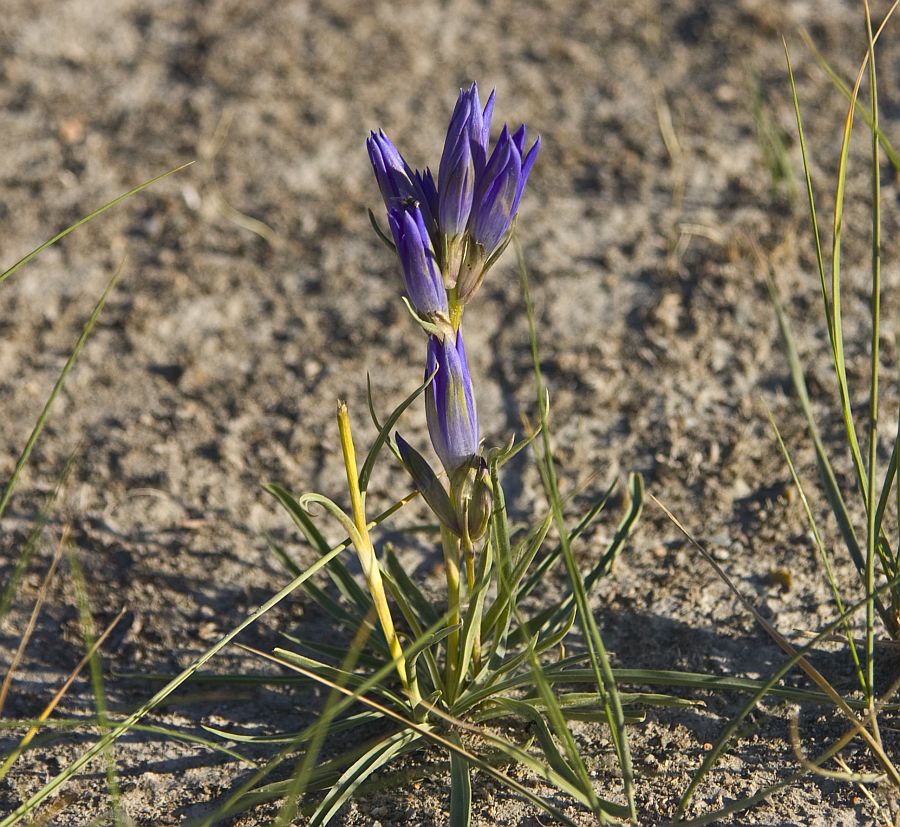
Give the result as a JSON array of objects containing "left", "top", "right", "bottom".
[{"left": 1, "top": 0, "right": 899, "bottom": 824}]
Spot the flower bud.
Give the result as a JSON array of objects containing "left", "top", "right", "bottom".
[
  {"left": 367, "top": 130, "right": 438, "bottom": 237},
  {"left": 450, "top": 457, "right": 493, "bottom": 541},
  {"left": 437, "top": 83, "right": 495, "bottom": 288},
  {"left": 425, "top": 332, "right": 479, "bottom": 476},
  {"left": 458, "top": 124, "right": 540, "bottom": 303},
  {"left": 388, "top": 203, "right": 450, "bottom": 331}
]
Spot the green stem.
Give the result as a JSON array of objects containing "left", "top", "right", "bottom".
[
  {"left": 461, "top": 522, "right": 482, "bottom": 675},
  {"left": 864, "top": 0, "right": 880, "bottom": 704},
  {"left": 441, "top": 525, "right": 461, "bottom": 700}
]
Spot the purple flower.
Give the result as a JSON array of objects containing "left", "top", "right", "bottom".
[
  {"left": 367, "top": 129, "right": 437, "bottom": 237},
  {"left": 470, "top": 124, "right": 540, "bottom": 254},
  {"left": 387, "top": 203, "right": 448, "bottom": 326},
  {"left": 438, "top": 83, "right": 496, "bottom": 239},
  {"left": 425, "top": 332, "right": 479, "bottom": 475}
]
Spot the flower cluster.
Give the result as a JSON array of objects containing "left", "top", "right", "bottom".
[{"left": 368, "top": 83, "right": 539, "bottom": 540}]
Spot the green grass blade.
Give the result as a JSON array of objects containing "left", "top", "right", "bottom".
[
  {"left": 862, "top": 0, "right": 881, "bottom": 703},
  {"left": 0, "top": 163, "right": 192, "bottom": 287},
  {"left": 67, "top": 548, "right": 123, "bottom": 824},
  {"left": 516, "top": 238, "right": 636, "bottom": 819},
  {"left": 799, "top": 22, "right": 900, "bottom": 172},
  {"left": 360, "top": 369, "right": 436, "bottom": 493},
  {"left": 0, "top": 454, "right": 76, "bottom": 625},
  {"left": 0, "top": 262, "right": 123, "bottom": 523},
  {"left": 449, "top": 743, "right": 472, "bottom": 827},
  {"left": 265, "top": 483, "right": 372, "bottom": 614}
]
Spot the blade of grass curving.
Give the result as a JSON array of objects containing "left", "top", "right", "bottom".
[
  {"left": 824, "top": 10, "right": 897, "bottom": 507},
  {"left": 654, "top": 496, "right": 900, "bottom": 810},
  {"left": 0, "top": 163, "right": 192, "bottom": 287},
  {"left": 360, "top": 368, "right": 436, "bottom": 493},
  {"left": 0, "top": 261, "right": 124, "bottom": 524},
  {"left": 448, "top": 738, "right": 473, "bottom": 827},
  {"left": 516, "top": 236, "right": 636, "bottom": 818},
  {"left": 367, "top": 208, "right": 396, "bottom": 251},
  {"left": 265, "top": 483, "right": 373, "bottom": 616},
  {"left": 67, "top": 547, "right": 122, "bottom": 824},
  {"left": 678, "top": 671, "right": 900, "bottom": 826},
  {"left": 0, "top": 492, "right": 427, "bottom": 827},
  {"left": 798, "top": 4, "right": 900, "bottom": 171},
  {"left": 675, "top": 572, "right": 900, "bottom": 820},
  {"left": 765, "top": 404, "right": 864, "bottom": 688}
]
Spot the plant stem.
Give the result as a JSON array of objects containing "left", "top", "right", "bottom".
[
  {"left": 864, "top": 0, "right": 880, "bottom": 706},
  {"left": 337, "top": 402, "right": 421, "bottom": 709},
  {"left": 461, "top": 521, "right": 482, "bottom": 674},
  {"left": 441, "top": 524, "right": 461, "bottom": 699}
]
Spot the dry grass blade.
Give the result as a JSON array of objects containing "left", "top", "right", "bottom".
[
  {"left": 651, "top": 495, "right": 900, "bottom": 788},
  {"left": 0, "top": 606, "right": 127, "bottom": 782},
  {"left": 788, "top": 712, "right": 883, "bottom": 783},
  {"left": 0, "top": 529, "right": 68, "bottom": 717}
]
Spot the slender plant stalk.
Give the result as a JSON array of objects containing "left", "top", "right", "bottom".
[
  {"left": 863, "top": 0, "right": 880, "bottom": 709},
  {"left": 460, "top": 521, "right": 482, "bottom": 675},
  {"left": 337, "top": 402, "right": 421, "bottom": 709},
  {"left": 441, "top": 524, "right": 462, "bottom": 698}
]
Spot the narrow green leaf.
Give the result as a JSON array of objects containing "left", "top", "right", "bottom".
[
  {"left": 449, "top": 743, "right": 472, "bottom": 827},
  {"left": 0, "top": 163, "right": 192, "bottom": 287},
  {"left": 360, "top": 368, "right": 436, "bottom": 493}
]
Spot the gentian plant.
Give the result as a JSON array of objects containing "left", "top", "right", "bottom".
[{"left": 229, "top": 83, "right": 647, "bottom": 825}]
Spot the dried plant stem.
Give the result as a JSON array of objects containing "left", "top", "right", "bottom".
[{"left": 337, "top": 402, "right": 421, "bottom": 709}]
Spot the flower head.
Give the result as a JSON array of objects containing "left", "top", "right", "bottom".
[
  {"left": 388, "top": 203, "right": 450, "bottom": 332},
  {"left": 367, "top": 130, "right": 437, "bottom": 237},
  {"left": 470, "top": 124, "right": 540, "bottom": 254},
  {"left": 438, "top": 83, "right": 496, "bottom": 239},
  {"left": 425, "top": 331, "right": 479, "bottom": 475}
]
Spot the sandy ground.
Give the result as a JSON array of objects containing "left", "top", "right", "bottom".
[{"left": 1, "top": 0, "right": 899, "bottom": 823}]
